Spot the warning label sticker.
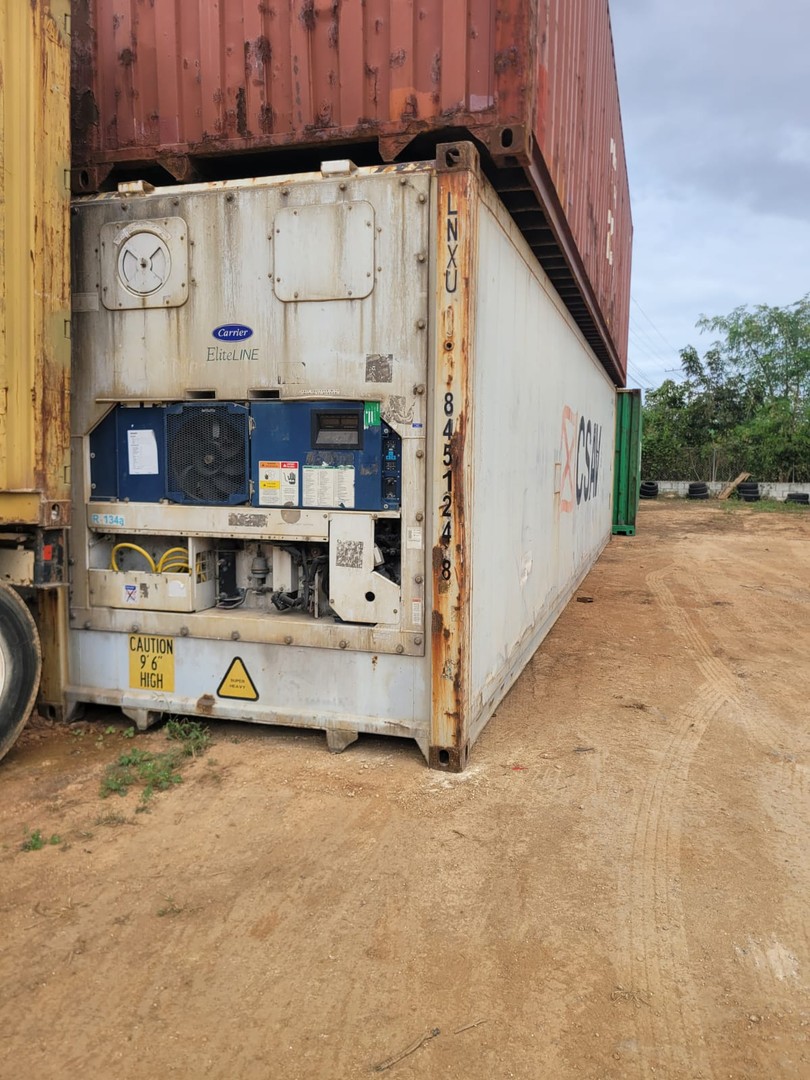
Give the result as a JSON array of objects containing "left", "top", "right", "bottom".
[
  {"left": 258, "top": 461, "right": 299, "bottom": 507},
  {"left": 302, "top": 466, "right": 355, "bottom": 508},
  {"left": 217, "top": 657, "right": 259, "bottom": 701}
]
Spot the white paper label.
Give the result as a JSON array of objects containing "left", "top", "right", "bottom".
[
  {"left": 302, "top": 466, "right": 355, "bottom": 508},
  {"left": 258, "top": 461, "right": 299, "bottom": 507},
  {"left": 127, "top": 429, "right": 159, "bottom": 475},
  {"left": 412, "top": 598, "right": 423, "bottom": 627},
  {"left": 407, "top": 527, "right": 423, "bottom": 550}
]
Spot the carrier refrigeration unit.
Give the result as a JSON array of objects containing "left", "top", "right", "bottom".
[{"left": 68, "top": 145, "right": 617, "bottom": 769}]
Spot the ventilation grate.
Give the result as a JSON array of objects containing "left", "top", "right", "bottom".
[{"left": 166, "top": 404, "right": 249, "bottom": 505}]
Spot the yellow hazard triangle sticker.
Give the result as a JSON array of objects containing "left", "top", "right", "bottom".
[{"left": 217, "top": 657, "right": 259, "bottom": 701}]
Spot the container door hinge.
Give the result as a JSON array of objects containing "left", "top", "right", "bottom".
[
  {"left": 248, "top": 479, "right": 255, "bottom": 499},
  {"left": 249, "top": 416, "right": 256, "bottom": 434}
]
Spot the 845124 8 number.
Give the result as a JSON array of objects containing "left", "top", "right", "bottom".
[{"left": 439, "top": 392, "right": 454, "bottom": 580}]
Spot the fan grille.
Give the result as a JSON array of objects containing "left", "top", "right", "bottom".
[{"left": 166, "top": 406, "right": 249, "bottom": 505}]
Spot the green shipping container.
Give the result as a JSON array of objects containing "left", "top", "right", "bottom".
[{"left": 612, "top": 389, "right": 642, "bottom": 536}]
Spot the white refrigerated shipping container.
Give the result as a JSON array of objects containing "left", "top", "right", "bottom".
[{"left": 68, "top": 143, "right": 616, "bottom": 770}]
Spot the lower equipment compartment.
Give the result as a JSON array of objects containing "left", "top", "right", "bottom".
[{"left": 67, "top": 145, "right": 618, "bottom": 769}]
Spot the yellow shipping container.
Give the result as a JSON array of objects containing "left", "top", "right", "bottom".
[
  {"left": 0, "top": 0, "right": 71, "bottom": 522},
  {"left": 0, "top": 1, "right": 71, "bottom": 752}
]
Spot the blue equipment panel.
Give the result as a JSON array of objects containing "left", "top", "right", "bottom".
[
  {"left": 250, "top": 401, "right": 401, "bottom": 511},
  {"left": 89, "top": 405, "right": 167, "bottom": 503}
]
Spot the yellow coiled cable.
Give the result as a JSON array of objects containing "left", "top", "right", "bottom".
[
  {"left": 156, "top": 547, "right": 188, "bottom": 573},
  {"left": 110, "top": 543, "right": 157, "bottom": 573}
]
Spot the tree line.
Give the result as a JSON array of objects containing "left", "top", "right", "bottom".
[{"left": 641, "top": 295, "right": 810, "bottom": 481}]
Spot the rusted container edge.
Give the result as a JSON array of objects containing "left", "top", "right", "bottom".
[{"left": 429, "top": 144, "right": 479, "bottom": 771}]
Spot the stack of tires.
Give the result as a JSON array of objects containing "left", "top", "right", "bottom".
[
  {"left": 687, "top": 482, "right": 709, "bottom": 500},
  {"left": 640, "top": 481, "right": 659, "bottom": 500},
  {"left": 785, "top": 492, "right": 810, "bottom": 506},
  {"left": 738, "top": 481, "right": 760, "bottom": 502}
]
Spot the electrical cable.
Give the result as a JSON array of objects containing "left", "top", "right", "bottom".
[
  {"left": 157, "top": 547, "right": 188, "bottom": 573},
  {"left": 110, "top": 543, "right": 157, "bottom": 573}
]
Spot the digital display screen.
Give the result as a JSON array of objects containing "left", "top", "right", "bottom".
[{"left": 313, "top": 411, "right": 363, "bottom": 449}]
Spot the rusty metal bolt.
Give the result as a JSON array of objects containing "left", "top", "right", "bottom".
[
  {"left": 339, "top": 640, "right": 348, "bottom": 649},
  {"left": 416, "top": 449, "right": 424, "bottom": 459},
  {"left": 284, "top": 635, "right": 293, "bottom": 645},
  {"left": 416, "top": 319, "right": 426, "bottom": 330},
  {"left": 414, "top": 636, "right": 423, "bottom": 646},
  {"left": 231, "top": 631, "right": 240, "bottom": 641},
  {"left": 417, "top": 252, "right": 426, "bottom": 263},
  {"left": 396, "top": 645, "right": 405, "bottom": 654},
  {"left": 418, "top": 194, "right": 427, "bottom": 204},
  {"left": 180, "top": 626, "right": 189, "bottom": 637},
  {"left": 130, "top": 624, "right": 139, "bottom": 633},
  {"left": 414, "top": 383, "right": 425, "bottom": 395},
  {"left": 415, "top": 511, "right": 424, "bottom": 522},
  {"left": 415, "top": 574, "right": 424, "bottom": 584}
]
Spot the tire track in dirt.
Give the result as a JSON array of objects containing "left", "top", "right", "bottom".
[
  {"left": 623, "top": 677, "right": 722, "bottom": 1079},
  {"left": 622, "top": 568, "right": 752, "bottom": 1078},
  {"left": 649, "top": 569, "right": 806, "bottom": 771},
  {"left": 623, "top": 565, "right": 808, "bottom": 1077}
]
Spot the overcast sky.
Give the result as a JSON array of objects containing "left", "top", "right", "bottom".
[{"left": 609, "top": 0, "right": 810, "bottom": 390}]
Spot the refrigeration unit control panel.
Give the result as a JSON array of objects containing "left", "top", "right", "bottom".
[
  {"left": 89, "top": 400, "right": 402, "bottom": 511},
  {"left": 84, "top": 400, "right": 406, "bottom": 628}
]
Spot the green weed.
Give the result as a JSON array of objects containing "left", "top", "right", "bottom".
[
  {"left": 99, "top": 718, "right": 212, "bottom": 804},
  {"left": 21, "top": 829, "right": 62, "bottom": 852},
  {"left": 165, "top": 717, "right": 211, "bottom": 757}
]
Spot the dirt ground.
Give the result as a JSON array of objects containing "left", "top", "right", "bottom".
[{"left": 1, "top": 500, "right": 808, "bottom": 1080}]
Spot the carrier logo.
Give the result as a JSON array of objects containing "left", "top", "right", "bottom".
[
  {"left": 212, "top": 323, "right": 253, "bottom": 341},
  {"left": 559, "top": 405, "right": 603, "bottom": 513}
]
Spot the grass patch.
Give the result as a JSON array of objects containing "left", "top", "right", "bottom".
[
  {"left": 722, "top": 497, "right": 810, "bottom": 515},
  {"left": 99, "top": 719, "right": 211, "bottom": 804},
  {"left": 165, "top": 716, "right": 212, "bottom": 757},
  {"left": 95, "top": 811, "right": 133, "bottom": 827},
  {"left": 157, "top": 896, "right": 183, "bottom": 917},
  {"left": 21, "top": 829, "right": 62, "bottom": 852}
]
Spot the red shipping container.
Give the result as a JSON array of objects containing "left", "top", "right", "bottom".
[{"left": 71, "top": 0, "right": 631, "bottom": 383}]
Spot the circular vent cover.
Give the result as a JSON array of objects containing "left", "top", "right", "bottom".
[{"left": 117, "top": 230, "right": 172, "bottom": 295}]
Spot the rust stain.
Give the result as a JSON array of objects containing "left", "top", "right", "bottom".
[
  {"left": 299, "top": 0, "right": 316, "bottom": 32},
  {"left": 235, "top": 87, "right": 248, "bottom": 137},
  {"left": 196, "top": 694, "right": 216, "bottom": 716}
]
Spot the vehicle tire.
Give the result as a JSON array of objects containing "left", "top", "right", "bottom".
[
  {"left": 738, "top": 482, "right": 759, "bottom": 494},
  {"left": 688, "top": 482, "right": 708, "bottom": 494},
  {"left": 687, "top": 491, "right": 709, "bottom": 499},
  {"left": 640, "top": 481, "right": 658, "bottom": 498},
  {"left": 0, "top": 584, "right": 42, "bottom": 763},
  {"left": 742, "top": 493, "right": 761, "bottom": 502},
  {"left": 786, "top": 492, "right": 809, "bottom": 504}
]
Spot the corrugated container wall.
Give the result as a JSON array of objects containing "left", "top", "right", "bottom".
[
  {"left": 70, "top": 0, "right": 631, "bottom": 385},
  {"left": 0, "top": 1, "right": 71, "bottom": 528}
]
